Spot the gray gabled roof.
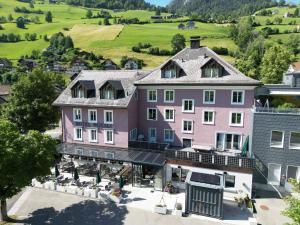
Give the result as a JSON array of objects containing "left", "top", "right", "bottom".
[
  {"left": 135, "top": 47, "right": 260, "bottom": 86},
  {"left": 53, "top": 70, "right": 147, "bottom": 108}
]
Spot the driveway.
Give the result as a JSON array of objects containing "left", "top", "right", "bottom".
[{"left": 8, "top": 187, "right": 232, "bottom": 225}]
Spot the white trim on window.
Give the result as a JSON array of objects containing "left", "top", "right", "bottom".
[
  {"left": 286, "top": 165, "right": 300, "bottom": 181},
  {"left": 147, "top": 89, "right": 157, "bottom": 102},
  {"left": 231, "top": 90, "right": 245, "bottom": 105},
  {"left": 202, "top": 110, "right": 215, "bottom": 125},
  {"left": 164, "top": 90, "right": 175, "bottom": 103},
  {"left": 88, "top": 128, "right": 98, "bottom": 143},
  {"left": 147, "top": 108, "right": 158, "bottom": 121},
  {"left": 73, "top": 108, "right": 82, "bottom": 122},
  {"left": 289, "top": 131, "right": 300, "bottom": 150},
  {"left": 164, "top": 108, "right": 175, "bottom": 122},
  {"left": 74, "top": 127, "right": 83, "bottom": 141},
  {"left": 182, "top": 99, "right": 195, "bottom": 113},
  {"left": 182, "top": 137, "right": 193, "bottom": 148},
  {"left": 203, "top": 90, "right": 216, "bottom": 104},
  {"left": 215, "top": 132, "right": 243, "bottom": 150},
  {"left": 182, "top": 119, "right": 194, "bottom": 134},
  {"left": 164, "top": 129, "right": 174, "bottom": 142},
  {"left": 104, "top": 129, "right": 114, "bottom": 144},
  {"left": 229, "top": 112, "right": 244, "bottom": 127},
  {"left": 104, "top": 110, "right": 113, "bottom": 124},
  {"left": 270, "top": 130, "right": 284, "bottom": 148},
  {"left": 267, "top": 163, "right": 281, "bottom": 185},
  {"left": 148, "top": 128, "right": 157, "bottom": 143},
  {"left": 88, "top": 109, "right": 97, "bottom": 123}
]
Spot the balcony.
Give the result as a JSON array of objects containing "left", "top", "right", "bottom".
[
  {"left": 254, "top": 107, "right": 300, "bottom": 115},
  {"left": 129, "top": 141, "right": 255, "bottom": 169}
]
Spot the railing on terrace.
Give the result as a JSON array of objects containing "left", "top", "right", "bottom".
[
  {"left": 165, "top": 150, "right": 255, "bottom": 169},
  {"left": 254, "top": 107, "right": 300, "bottom": 115},
  {"left": 129, "top": 141, "right": 169, "bottom": 151},
  {"left": 129, "top": 141, "right": 255, "bottom": 169}
]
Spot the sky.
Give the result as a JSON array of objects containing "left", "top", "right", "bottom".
[
  {"left": 147, "top": 0, "right": 171, "bottom": 6},
  {"left": 147, "top": 0, "right": 300, "bottom": 7}
]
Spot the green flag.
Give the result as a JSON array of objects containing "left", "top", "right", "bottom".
[
  {"left": 55, "top": 164, "right": 60, "bottom": 177},
  {"left": 241, "top": 136, "right": 249, "bottom": 157},
  {"left": 74, "top": 168, "right": 79, "bottom": 181},
  {"left": 96, "top": 171, "right": 101, "bottom": 184}
]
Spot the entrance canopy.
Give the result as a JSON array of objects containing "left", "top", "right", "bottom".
[{"left": 58, "top": 143, "right": 166, "bottom": 167}]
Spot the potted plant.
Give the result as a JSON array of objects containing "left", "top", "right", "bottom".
[
  {"left": 154, "top": 204, "right": 167, "bottom": 214},
  {"left": 174, "top": 203, "right": 182, "bottom": 216},
  {"left": 244, "top": 195, "right": 253, "bottom": 214},
  {"left": 234, "top": 196, "right": 245, "bottom": 210},
  {"left": 164, "top": 181, "right": 174, "bottom": 194}
]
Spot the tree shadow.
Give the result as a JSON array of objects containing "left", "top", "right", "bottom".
[{"left": 21, "top": 199, "right": 128, "bottom": 225}]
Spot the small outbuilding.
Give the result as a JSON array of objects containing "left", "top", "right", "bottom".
[{"left": 185, "top": 172, "right": 224, "bottom": 219}]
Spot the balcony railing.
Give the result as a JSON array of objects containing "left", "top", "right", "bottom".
[
  {"left": 129, "top": 141, "right": 255, "bottom": 169},
  {"left": 254, "top": 107, "right": 300, "bottom": 115},
  {"left": 166, "top": 150, "right": 255, "bottom": 169}
]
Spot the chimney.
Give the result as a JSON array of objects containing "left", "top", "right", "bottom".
[{"left": 190, "top": 36, "right": 200, "bottom": 49}]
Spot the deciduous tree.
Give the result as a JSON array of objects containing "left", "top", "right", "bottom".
[
  {"left": 4, "top": 69, "right": 64, "bottom": 132},
  {"left": 171, "top": 33, "right": 186, "bottom": 53},
  {"left": 0, "top": 119, "right": 57, "bottom": 221},
  {"left": 260, "top": 45, "right": 293, "bottom": 84}
]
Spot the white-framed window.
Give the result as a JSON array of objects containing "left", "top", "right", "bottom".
[
  {"left": 164, "top": 108, "right": 175, "bottom": 122},
  {"left": 88, "top": 128, "right": 98, "bottom": 143},
  {"left": 231, "top": 90, "right": 245, "bottom": 105},
  {"left": 164, "top": 69, "right": 176, "bottom": 78},
  {"left": 74, "top": 127, "right": 83, "bottom": 141},
  {"left": 182, "top": 120, "right": 193, "bottom": 133},
  {"left": 164, "top": 90, "right": 175, "bottom": 103},
  {"left": 104, "top": 110, "right": 113, "bottom": 124},
  {"left": 229, "top": 112, "right": 244, "bottom": 127},
  {"left": 286, "top": 165, "right": 300, "bottom": 181},
  {"left": 148, "top": 128, "right": 157, "bottom": 143},
  {"left": 203, "top": 67, "right": 219, "bottom": 78},
  {"left": 147, "top": 90, "right": 157, "bottom": 102},
  {"left": 147, "top": 108, "right": 157, "bottom": 121},
  {"left": 290, "top": 132, "right": 300, "bottom": 150},
  {"left": 202, "top": 110, "right": 215, "bottom": 125},
  {"left": 225, "top": 174, "right": 235, "bottom": 188},
  {"left": 270, "top": 130, "right": 284, "bottom": 148},
  {"left": 203, "top": 90, "right": 215, "bottom": 104},
  {"left": 73, "top": 108, "right": 82, "bottom": 122},
  {"left": 216, "top": 133, "right": 241, "bottom": 150},
  {"left": 104, "top": 129, "right": 114, "bottom": 144},
  {"left": 164, "top": 129, "right": 174, "bottom": 142},
  {"left": 88, "top": 109, "right": 97, "bottom": 123},
  {"left": 129, "top": 128, "right": 137, "bottom": 141},
  {"left": 182, "top": 99, "right": 194, "bottom": 113}
]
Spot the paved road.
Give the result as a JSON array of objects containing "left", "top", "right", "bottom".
[
  {"left": 7, "top": 189, "right": 25, "bottom": 212},
  {"left": 8, "top": 187, "right": 229, "bottom": 225}
]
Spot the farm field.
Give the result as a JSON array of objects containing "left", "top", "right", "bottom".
[{"left": 0, "top": 0, "right": 236, "bottom": 67}]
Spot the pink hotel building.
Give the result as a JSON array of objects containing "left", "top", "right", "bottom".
[{"left": 54, "top": 37, "right": 260, "bottom": 198}]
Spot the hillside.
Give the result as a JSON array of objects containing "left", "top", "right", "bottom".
[
  {"left": 0, "top": 0, "right": 236, "bottom": 68},
  {"left": 167, "top": 0, "right": 276, "bottom": 19}
]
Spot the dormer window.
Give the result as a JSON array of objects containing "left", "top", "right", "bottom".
[
  {"left": 201, "top": 59, "right": 223, "bottom": 78},
  {"left": 71, "top": 80, "right": 95, "bottom": 98},
  {"left": 99, "top": 80, "right": 125, "bottom": 100},
  {"left": 164, "top": 69, "right": 176, "bottom": 78},
  {"left": 203, "top": 67, "right": 220, "bottom": 78}
]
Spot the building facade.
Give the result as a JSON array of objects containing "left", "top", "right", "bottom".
[
  {"left": 54, "top": 37, "right": 259, "bottom": 199},
  {"left": 252, "top": 65, "right": 300, "bottom": 193}
]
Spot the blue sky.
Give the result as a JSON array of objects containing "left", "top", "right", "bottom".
[
  {"left": 147, "top": 0, "right": 300, "bottom": 6},
  {"left": 147, "top": 0, "right": 171, "bottom": 6}
]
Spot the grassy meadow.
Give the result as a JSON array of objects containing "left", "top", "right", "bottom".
[{"left": 0, "top": 0, "right": 236, "bottom": 67}]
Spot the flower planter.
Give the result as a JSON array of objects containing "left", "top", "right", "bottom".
[
  {"left": 154, "top": 205, "right": 167, "bottom": 215},
  {"left": 67, "top": 186, "right": 77, "bottom": 194},
  {"left": 174, "top": 209, "right": 182, "bottom": 216},
  {"left": 56, "top": 185, "right": 66, "bottom": 192},
  {"left": 248, "top": 217, "right": 258, "bottom": 225},
  {"left": 49, "top": 181, "right": 56, "bottom": 191},
  {"left": 84, "top": 189, "right": 91, "bottom": 197},
  {"left": 77, "top": 188, "right": 84, "bottom": 196}
]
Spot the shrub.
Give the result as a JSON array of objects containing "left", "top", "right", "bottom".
[
  {"left": 132, "top": 46, "right": 141, "bottom": 53},
  {"left": 212, "top": 46, "right": 229, "bottom": 55}
]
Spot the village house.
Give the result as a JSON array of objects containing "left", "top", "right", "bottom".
[
  {"left": 66, "top": 59, "right": 89, "bottom": 77},
  {"left": 0, "top": 58, "right": 12, "bottom": 71},
  {"left": 102, "top": 59, "right": 118, "bottom": 70},
  {"left": 124, "top": 59, "right": 139, "bottom": 70},
  {"left": 0, "top": 85, "right": 11, "bottom": 104},
  {"left": 18, "top": 59, "right": 39, "bottom": 71},
  {"left": 178, "top": 23, "right": 185, "bottom": 30}
]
